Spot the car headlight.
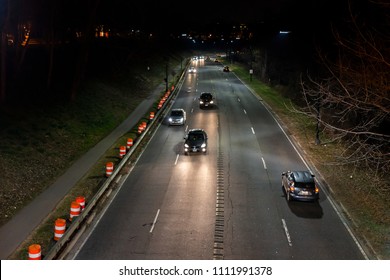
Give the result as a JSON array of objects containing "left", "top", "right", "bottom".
[
  {"left": 184, "top": 144, "right": 189, "bottom": 148},
  {"left": 210, "top": 100, "right": 214, "bottom": 104},
  {"left": 179, "top": 118, "right": 183, "bottom": 122},
  {"left": 200, "top": 100, "right": 204, "bottom": 104},
  {"left": 169, "top": 118, "right": 172, "bottom": 122},
  {"left": 201, "top": 143, "right": 206, "bottom": 148}
]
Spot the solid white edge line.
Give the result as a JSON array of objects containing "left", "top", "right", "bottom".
[
  {"left": 251, "top": 127, "right": 255, "bottom": 134},
  {"left": 150, "top": 209, "right": 160, "bottom": 233}
]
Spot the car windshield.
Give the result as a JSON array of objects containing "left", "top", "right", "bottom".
[
  {"left": 171, "top": 111, "right": 183, "bottom": 116},
  {"left": 189, "top": 133, "right": 204, "bottom": 141},
  {"left": 201, "top": 94, "right": 212, "bottom": 99}
]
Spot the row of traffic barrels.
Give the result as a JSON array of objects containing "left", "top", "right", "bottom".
[
  {"left": 27, "top": 85, "right": 176, "bottom": 260},
  {"left": 106, "top": 111, "right": 156, "bottom": 176},
  {"left": 28, "top": 196, "right": 86, "bottom": 260}
]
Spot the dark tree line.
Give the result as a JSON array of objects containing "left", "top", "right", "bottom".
[
  {"left": 301, "top": 0, "right": 390, "bottom": 175},
  {"left": 0, "top": 0, "right": 101, "bottom": 105}
]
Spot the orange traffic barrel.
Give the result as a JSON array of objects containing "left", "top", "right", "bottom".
[
  {"left": 149, "top": 112, "right": 155, "bottom": 120},
  {"left": 171, "top": 85, "right": 175, "bottom": 91},
  {"left": 138, "top": 124, "right": 143, "bottom": 134},
  {"left": 158, "top": 100, "right": 164, "bottom": 109},
  {"left": 141, "top": 121, "right": 147, "bottom": 130},
  {"left": 69, "top": 201, "right": 80, "bottom": 221},
  {"left": 106, "top": 162, "right": 114, "bottom": 177},
  {"left": 54, "top": 218, "right": 66, "bottom": 241},
  {"left": 119, "top": 145, "right": 126, "bottom": 158},
  {"left": 28, "top": 244, "right": 41, "bottom": 260},
  {"left": 126, "top": 138, "right": 133, "bottom": 149},
  {"left": 76, "top": 196, "right": 86, "bottom": 211}
]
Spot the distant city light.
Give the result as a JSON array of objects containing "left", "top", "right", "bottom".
[{"left": 279, "top": 30, "right": 291, "bottom": 34}]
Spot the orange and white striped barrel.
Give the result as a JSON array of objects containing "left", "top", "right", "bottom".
[
  {"left": 126, "top": 138, "right": 133, "bottom": 149},
  {"left": 138, "top": 124, "right": 143, "bottom": 134},
  {"left": 28, "top": 244, "right": 41, "bottom": 260},
  {"left": 149, "top": 111, "right": 155, "bottom": 120},
  {"left": 141, "top": 121, "right": 147, "bottom": 130},
  {"left": 105, "top": 162, "right": 114, "bottom": 177},
  {"left": 76, "top": 196, "right": 85, "bottom": 211},
  {"left": 158, "top": 100, "right": 164, "bottom": 109},
  {"left": 54, "top": 218, "right": 66, "bottom": 241},
  {"left": 69, "top": 201, "right": 80, "bottom": 221},
  {"left": 119, "top": 145, "right": 126, "bottom": 158},
  {"left": 171, "top": 85, "right": 175, "bottom": 91}
]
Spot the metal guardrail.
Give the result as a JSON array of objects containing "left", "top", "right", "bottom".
[{"left": 44, "top": 61, "right": 189, "bottom": 259}]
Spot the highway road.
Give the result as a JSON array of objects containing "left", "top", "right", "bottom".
[{"left": 69, "top": 57, "right": 366, "bottom": 260}]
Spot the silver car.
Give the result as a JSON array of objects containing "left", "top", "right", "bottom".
[{"left": 168, "top": 108, "right": 186, "bottom": 126}]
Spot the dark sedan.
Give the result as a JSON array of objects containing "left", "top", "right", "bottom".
[
  {"left": 199, "top": 92, "right": 214, "bottom": 109},
  {"left": 184, "top": 129, "right": 208, "bottom": 155}
]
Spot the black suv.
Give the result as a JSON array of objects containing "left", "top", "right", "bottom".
[
  {"left": 199, "top": 92, "right": 214, "bottom": 108},
  {"left": 281, "top": 170, "right": 319, "bottom": 202},
  {"left": 184, "top": 129, "right": 208, "bottom": 155}
]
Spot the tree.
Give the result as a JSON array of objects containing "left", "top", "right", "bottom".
[{"left": 301, "top": 0, "right": 390, "bottom": 174}]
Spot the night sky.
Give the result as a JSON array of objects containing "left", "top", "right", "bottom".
[{"left": 96, "top": 0, "right": 348, "bottom": 32}]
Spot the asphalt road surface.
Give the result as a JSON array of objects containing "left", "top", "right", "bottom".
[{"left": 69, "top": 57, "right": 366, "bottom": 260}]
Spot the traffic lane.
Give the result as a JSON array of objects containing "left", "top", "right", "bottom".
[
  {"left": 280, "top": 199, "right": 366, "bottom": 259},
  {"left": 242, "top": 101, "right": 365, "bottom": 258},
  {"left": 214, "top": 83, "right": 291, "bottom": 259},
  {"left": 78, "top": 86, "right": 218, "bottom": 259},
  {"left": 146, "top": 102, "right": 219, "bottom": 259},
  {"left": 127, "top": 65, "right": 219, "bottom": 259},
  {"left": 228, "top": 76, "right": 365, "bottom": 259},
  {"left": 74, "top": 69, "right": 214, "bottom": 259},
  {"left": 146, "top": 153, "right": 216, "bottom": 259},
  {"left": 73, "top": 126, "right": 182, "bottom": 259}
]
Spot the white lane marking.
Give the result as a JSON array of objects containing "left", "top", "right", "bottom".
[
  {"left": 251, "top": 127, "right": 255, "bottom": 134},
  {"left": 238, "top": 98, "right": 241, "bottom": 102},
  {"left": 282, "top": 219, "right": 293, "bottom": 247},
  {"left": 175, "top": 154, "right": 179, "bottom": 165},
  {"left": 262, "top": 157, "right": 267, "bottom": 170},
  {"left": 243, "top": 109, "right": 247, "bottom": 114},
  {"left": 150, "top": 209, "right": 160, "bottom": 233}
]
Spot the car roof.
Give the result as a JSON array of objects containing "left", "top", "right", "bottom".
[
  {"left": 200, "top": 92, "right": 212, "bottom": 96},
  {"left": 290, "top": 171, "right": 315, "bottom": 183}
]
